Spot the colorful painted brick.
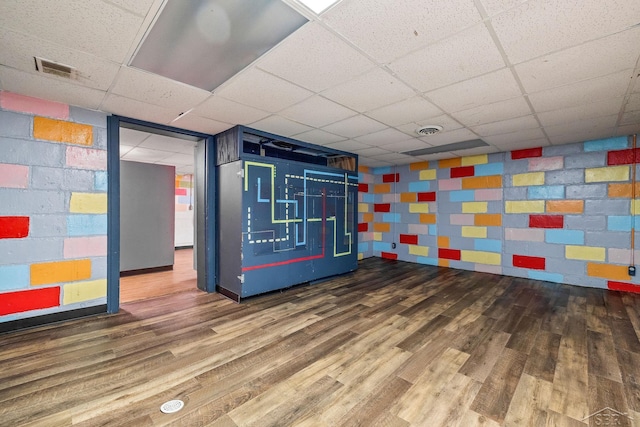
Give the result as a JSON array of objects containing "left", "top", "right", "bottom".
[
  {"left": 512, "top": 172, "right": 545, "bottom": 187},
  {"left": 419, "top": 214, "right": 436, "bottom": 224},
  {"left": 461, "top": 155, "right": 488, "bottom": 166},
  {"left": 374, "top": 203, "right": 391, "bottom": 213},
  {"left": 451, "top": 166, "right": 475, "bottom": 178},
  {"left": 529, "top": 215, "right": 564, "bottom": 229},
  {"left": 0, "top": 216, "right": 30, "bottom": 239},
  {"left": 417, "top": 192, "right": 436, "bottom": 202},
  {"left": 0, "top": 91, "right": 69, "bottom": 119},
  {"left": 439, "top": 248, "right": 461, "bottom": 260},
  {"left": 462, "top": 202, "right": 487, "bottom": 213},
  {"left": 0, "top": 287, "right": 61, "bottom": 316},
  {"left": 511, "top": 147, "right": 542, "bottom": 160},
  {"left": 439, "top": 158, "right": 461, "bottom": 169},
  {"left": 607, "top": 148, "right": 640, "bottom": 166},
  {"left": 409, "top": 203, "right": 429, "bottom": 213},
  {"left": 461, "top": 226, "right": 487, "bottom": 238},
  {"left": 399, "top": 234, "right": 418, "bottom": 245},
  {"left": 34, "top": 117, "right": 93, "bottom": 146},
  {"left": 69, "top": 193, "right": 108, "bottom": 214},
  {"left": 585, "top": 166, "right": 629, "bottom": 183},
  {"left": 63, "top": 279, "right": 107, "bottom": 304},
  {"left": 409, "top": 245, "right": 429, "bottom": 257},
  {"left": 66, "top": 146, "right": 107, "bottom": 170},
  {"left": 0, "top": 163, "right": 29, "bottom": 188},
  {"left": 586, "top": 263, "right": 631, "bottom": 281},
  {"left": 505, "top": 201, "right": 545, "bottom": 214},
  {"left": 373, "top": 223, "right": 390, "bottom": 233},
  {"left": 381, "top": 252, "right": 398, "bottom": 260},
  {"left": 565, "top": 245, "right": 606, "bottom": 262},
  {"left": 30, "top": 259, "right": 92, "bottom": 286},
  {"left": 513, "top": 255, "right": 546, "bottom": 270},
  {"left": 409, "top": 161, "right": 429, "bottom": 171},
  {"left": 461, "top": 250, "right": 501, "bottom": 265},
  {"left": 462, "top": 176, "right": 502, "bottom": 189},
  {"left": 607, "top": 281, "right": 640, "bottom": 293},
  {"left": 546, "top": 200, "right": 584, "bottom": 214},
  {"left": 373, "top": 184, "right": 391, "bottom": 193},
  {"left": 382, "top": 173, "right": 400, "bottom": 183},
  {"left": 400, "top": 192, "right": 416, "bottom": 202},
  {"left": 358, "top": 223, "right": 368, "bottom": 232},
  {"left": 419, "top": 169, "right": 436, "bottom": 180},
  {"left": 474, "top": 214, "right": 501, "bottom": 226},
  {"left": 358, "top": 183, "right": 369, "bottom": 193}
]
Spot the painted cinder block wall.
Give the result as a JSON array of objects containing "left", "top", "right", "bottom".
[
  {"left": 358, "top": 136, "right": 640, "bottom": 292},
  {"left": 0, "top": 91, "right": 108, "bottom": 323},
  {"left": 175, "top": 174, "right": 194, "bottom": 248},
  {"left": 357, "top": 165, "right": 374, "bottom": 259}
]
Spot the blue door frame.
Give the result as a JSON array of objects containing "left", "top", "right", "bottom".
[{"left": 106, "top": 115, "right": 217, "bottom": 313}]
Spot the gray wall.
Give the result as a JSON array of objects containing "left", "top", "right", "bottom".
[{"left": 120, "top": 160, "right": 175, "bottom": 272}]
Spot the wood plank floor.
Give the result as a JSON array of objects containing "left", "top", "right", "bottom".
[{"left": 1, "top": 258, "right": 640, "bottom": 426}]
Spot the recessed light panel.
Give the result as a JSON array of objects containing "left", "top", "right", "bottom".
[{"left": 131, "top": 0, "right": 308, "bottom": 91}]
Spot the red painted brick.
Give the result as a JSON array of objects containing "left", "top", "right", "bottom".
[
  {"left": 608, "top": 281, "right": 640, "bottom": 294},
  {"left": 417, "top": 192, "right": 436, "bottom": 202},
  {"left": 382, "top": 173, "right": 400, "bottom": 183},
  {"left": 438, "top": 248, "right": 461, "bottom": 260},
  {"left": 0, "top": 216, "right": 30, "bottom": 239},
  {"left": 513, "top": 254, "right": 546, "bottom": 270},
  {"left": 399, "top": 234, "right": 418, "bottom": 245},
  {"left": 511, "top": 147, "right": 543, "bottom": 160},
  {"left": 374, "top": 203, "right": 391, "bottom": 213},
  {"left": 358, "top": 223, "right": 368, "bottom": 232},
  {"left": 0, "top": 287, "right": 60, "bottom": 316},
  {"left": 529, "top": 215, "right": 564, "bottom": 229},
  {"left": 450, "top": 166, "right": 475, "bottom": 178},
  {"left": 358, "top": 183, "right": 369, "bottom": 193},
  {"left": 607, "top": 148, "right": 640, "bottom": 166},
  {"left": 175, "top": 188, "right": 187, "bottom": 196},
  {"left": 381, "top": 251, "right": 398, "bottom": 260}
]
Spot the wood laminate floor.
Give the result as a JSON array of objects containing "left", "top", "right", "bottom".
[{"left": 1, "top": 258, "right": 640, "bottom": 426}]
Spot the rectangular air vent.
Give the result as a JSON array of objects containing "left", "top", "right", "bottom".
[
  {"left": 34, "top": 57, "right": 78, "bottom": 79},
  {"left": 403, "top": 139, "right": 489, "bottom": 156}
]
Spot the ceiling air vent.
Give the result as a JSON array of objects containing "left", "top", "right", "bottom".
[
  {"left": 416, "top": 125, "right": 443, "bottom": 136},
  {"left": 34, "top": 57, "right": 78, "bottom": 79}
]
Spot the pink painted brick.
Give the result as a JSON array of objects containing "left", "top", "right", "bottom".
[
  {"left": 63, "top": 236, "right": 108, "bottom": 258},
  {"left": 505, "top": 228, "right": 545, "bottom": 242},
  {"left": 607, "top": 248, "right": 640, "bottom": 264},
  {"left": 0, "top": 91, "right": 69, "bottom": 119},
  {"left": 359, "top": 232, "right": 374, "bottom": 242},
  {"left": 381, "top": 193, "right": 399, "bottom": 203},
  {"left": 529, "top": 156, "right": 563, "bottom": 171},
  {"left": 0, "top": 163, "right": 29, "bottom": 188},
  {"left": 450, "top": 214, "right": 475, "bottom": 225},
  {"left": 475, "top": 264, "right": 502, "bottom": 275},
  {"left": 408, "top": 224, "right": 430, "bottom": 234},
  {"left": 475, "top": 189, "right": 503, "bottom": 201},
  {"left": 438, "top": 178, "right": 462, "bottom": 191},
  {"left": 66, "top": 146, "right": 107, "bottom": 170},
  {"left": 359, "top": 173, "right": 374, "bottom": 184}
]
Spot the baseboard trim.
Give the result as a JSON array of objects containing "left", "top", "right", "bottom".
[
  {"left": 0, "top": 305, "right": 108, "bottom": 334},
  {"left": 120, "top": 265, "right": 173, "bottom": 276}
]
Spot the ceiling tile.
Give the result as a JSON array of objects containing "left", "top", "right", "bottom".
[
  {"left": 543, "top": 115, "right": 618, "bottom": 138},
  {"left": 354, "top": 128, "right": 414, "bottom": 146},
  {"left": 426, "top": 68, "right": 522, "bottom": 112},
  {"left": 256, "top": 22, "right": 374, "bottom": 92},
  {"left": 452, "top": 96, "right": 532, "bottom": 127},
  {"left": 479, "top": 0, "right": 528, "bottom": 16},
  {"left": 379, "top": 139, "right": 433, "bottom": 152},
  {"left": 279, "top": 95, "right": 357, "bottom": 127},
  {"left": 470, "top": 115, "right": 540, "bottom": 137},
  {"left": 101, "top": 94, "right": 179, "bottom": 124},
  {"left": 549, "top": 127, "right": 617, "bottom": 145},
  {"left": 418, "top": 128, "right": 479, "bottom": 146},
  {"left": 323, "top": 0, "right": 481, "bottom": 63},
  {"left": 111, "top": 67, "right": 211, "bottom": 111},
  {"left": 138, "top": 134, "right": 196, "bottom": 153},
  {"left": 482, "top": 127, "right": 547, "bottom": 146},
  {"left": 454, "top": 146, "right": 500, "bottom": 156},
  {"left": 0, "top": 66, "right": 106, "bottom": 110},
  {"left": 170, "top": 114, "right": 233, "bottom": 135},
  {"left": 537, "top": 98, "right": 625, "bottom": 127},
  {"left": 621, "top": 110, "right": 640, "bottom": 126},
  {"left": 365, "top": 96, "right": 442, "bottom": 127},
  {"left": 491, "top": 0, "right": 640, "bottom": 64},
  {"left": 359, "top": 157, "right": 392, "bottom": 167},
  {"left": 216, "top": 68, "right": 313, "bottom": 113},
  {"left": 528, "top": 69, "right": 633, "bottom": 112},
  {"left": 325, "top": 140, "right": 372, "bottom": 151},
  {"left": 617, "top": 123, "right": 640, "bottom": 135},
  {"left": 101, "top": 0, "right": 155, "bottom": 16},
  {"left": 0, "top": 0, "right": 143, "bottom": 63},
  {"left": 0, "top": 29, "right": 121, "bottom": 91},
  {"left": 396, "top": 115, "right": 464, "bottom": 136},
  {"left": 249, "top": 115, "right": 313, "bottom": 136},
  {"left": 321, "top": 115, "right": 388, "bottom": 138},
  {"left": 515, "top": 27, "right": 640, "bottom": 93},
  {"left": 626, "top": 93, "right": 640, "bottom": 112},
  {"left": 122, "top": 147, "right": 172, "bottom": 162},
  {"left": 119, "top": 128, "right": 151, "bottom": 146},
  {"left": 157, "top": 153, "right": 194, "bottom": 166},
  {"left": 322, "top": 68, "right": 416, "bottom": 112},
  {"left": 489, "top": 137, "right": 550, "bottom": 151},
  {"left": 291, "top": 129, "right": 346, "bottom": 145},
  {"left": 177, "top": 165, "right": 194, "bottom": 175},
  {"left": 389, "top": 24, "right": 506, "bottom": 92},
  {"left": 191, "top": 96, "right": 270, "bottom": 125},
  {"left": 351, "top": 147, "right": 390, "bottom": 157},
  {"left": 370, "top": 152, "right": 416, "bottom": 163},
  {"left": 119, "top": 145, "right": 135, "bottom": 156}
]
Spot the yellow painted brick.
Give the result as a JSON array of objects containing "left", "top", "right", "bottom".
[
  {"left": 409, "top": 245, "right": 429, "bottom": 257},
  {"left": 358, "top": 203, "right": 369, "bottom": 213},
  {"left": 565, "top": 245, "right": 606, "bottom": 262},
  {"left": 70, "top": 193, "right": 107, "bottom": 214},
  {"left": 585, "top": 166, "right": 630, "bottom": 183},
  {"left": 461, "top": 250, "right": 501, "bottom": 265},
  {"left": 505, "top": 200, "right": 545, "bottom": 213},
  {"left": 63, "top": 279, "right": 107, "bottom": 304},
  {"left": 419, "top": 169, "right": 436, "bottom": 180},
  {"left": 373, "top": 232, "right": 382, "bottom": 241},
  {"left": 632, "top": 199, "right": 640, "bottom": 215},
  {"left": 512, "top": 172, "right": 545, "bottom": 187},
  {"left": 461, "top": 154, "right": 488, "bottom": 166},
  {"left": 462, "top": 202, "right": 487, "bottom": 213},
  {"left": 409, "top": 203, "right": 429, "bottom": 213},
  {"left": 358, "top": 253, "right": 364, "bottom": 260},
  {"left": 33, "top": 117, "right": 93, "bottom": 146},
  {"left": 461, "top": 226, "right": 487, "bottom": 238}
]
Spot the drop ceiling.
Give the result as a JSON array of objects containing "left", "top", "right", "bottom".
[
  {"left": 0, "top": 0, "right": 639, "bottom": 167},
  {"left": 119, "top": 127, "right": 196, "bottom": 175}
]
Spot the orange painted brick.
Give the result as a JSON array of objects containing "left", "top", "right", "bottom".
[
  {"left": 474, "top": 214, "right": 502, "bottom": 226},
  {"left": 608, "top": 183, "right": 640, "bottom": 198},
  {"left": 362, "top": 213, "right": 374, "bottom": 223},
  {"left": 546, "top": 200, "right": 584, "bottom": 214},
  {"left": 419, "top": 213, "right": 436, "bottom": 224},
  {"left": 438, "top": 236, "right": 450, "bottom": 248},
  {"left": 462, "top": 175, "right": 502, "bottom": 189},
  {"left": 586, "top": 263, "right": 631, "bottom": 281},
  {"left": 438, "top": 259, "right": 450, "bottom": 268},
  {"left": 373, "top": 223, "right": 391, "bottom": 233},
  {"left": 358, "top": 165, "right": 370, "bottom": 173},
  {"left": 409, "top": 161, "right": 430, "bottom": 171},
  {"left": 33, "top": 117, "right": 93, "bottom": 146},
  {"left": 31, "top": 259, "right": 91, "bottom": 286},
  {"left": 374, "top": 184, "right": 391, "bottom": 193},
  {"left": 400, "top": 192, "right": 417, "bottom": 203},
  {"left": 439, "top": 158, "right": 461, "bottom": 169}
]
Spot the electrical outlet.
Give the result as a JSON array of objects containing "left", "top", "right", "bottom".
[
  {"left": 392, "top": 242, "right": 397, "bottom": 249},
  {"left": 629, "top": 266, "right": 636, "bottom": 276}
]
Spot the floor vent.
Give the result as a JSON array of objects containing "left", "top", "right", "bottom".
[
  {"left": 34, "top": 57, "right": 78, "bottom": 79},
  {"left": 160, "top": 399, "right": 184, "bottom": 414}
]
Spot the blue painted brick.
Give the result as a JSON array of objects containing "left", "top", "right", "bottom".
[
  {"left": 408, "top": 181, "right": 430, "bottom": 192},
  {"left": 428, "top": 225, "right": 437, "bottom": 235},
  {"left": 449, "top": 190, "right": 475, "bottom": 202},
  {"left": 545, "top": 229, "right": 584, "bottom": 245},
  {"left": 528, "top": 271, "right": 564, "bottom": 283},
  {"left": 67, "top": 214, "right": 108, "bottom": 236},
  {"left": 0, "top": 265, "right": 30, "bottom": 291},
  {"left": 361, "top": 193, "right": 375, "bottom": 203},
  {"left": 608, "top": 216, "right": 632, "bottom": 232},
  {"left": 373, "top": 241, "right": 392, "bottom": 252},
  {"left": 528, "top": 185, "right": 565, "bottom": 199},
  {"left": 382, "top": 213, "right": 401, "bottom": 223},
  {"left": 416, "top": 257, "right": 438, "bottom": 266},
  {"left": 474, "top": 239, "right": 501, "bottom": 252},
  {"left": 475, "top": 163, "right": 504, "bottom": 177},
  {"left": 358, "top": 242, "right": 369, "bottom": 253},
  {"left": 372, "top": 166, "right": 392, "bottom": 175},
  {"left": 583, "top": 136, "right": 629, "bottom": 152}
]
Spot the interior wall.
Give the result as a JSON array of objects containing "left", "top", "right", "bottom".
[
  {"left": 175, "top": 174, "right": 194, "bottom": 247},
  {"left": 357, "top": 165, "right": 374, "bottom": 260},
  {"left": 357, "top": 136, "right": 640, "bottom": 292},
  {"left": 120, "top": 160, "right": 175, "bottom": 272},
  {"left": 0, "top": 91, "right": 108, "bottom": 323}
]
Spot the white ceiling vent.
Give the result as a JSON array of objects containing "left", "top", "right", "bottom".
[
  {"left": 415, "top": 125, "right": 443, "bottom": 136},
  {"left": 34, "top": 57, "right": 78, "bottom": 80}
]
